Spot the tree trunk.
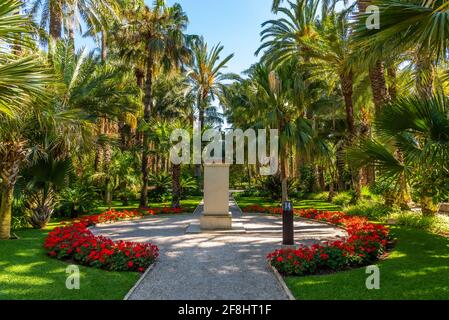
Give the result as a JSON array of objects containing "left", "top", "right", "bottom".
[
  {"left": 280, "top": 121, "right": 289, "bottom": 203},
  {"left": 101, "top": 30, "right": 108, "bottom": 62},
  {"left": 357, "top": 1, "right": 390, "bottom": 115},
  {"left": 67, "top": 9, "right": 75, "bottom": 47},
  {"left": 421, "top": 196, "right": 439, "bottom": 216},
  {"left": 336, "top": 144, "right": 345, "bottom": 191},
  {"left": 369, "top": 61, "right": 390, "bottom": 116},
  {"left": 387, "top": 66, "right": 398, "bottom": 101},
  {"left": 340, "top": 72, "right": 356, "bottom": 138},
  {"left": 0, "top": 187, "right": 14, "bottom": 240},
  {"left": 140, "top": 59, "right": 154, "bottom": 208},
  {"left": 94, "top": 118, "right": 105, "bottom": 172},
  {"left": 49, "top": 0, "right": 62, "bottom": 40},
  {"left": 171, "top": 164, "right": 181, "bottom": 209},
  {"left": 415, "top": 50, "right": 434, "bottom": 99},
  {"left": 0, "top": 141, "right": 27, "bottom": 240},
  {"left": 195, "top": 95, "right": 206, "bottom": 184},
  {"left": 318, "top": 165, "right": 326, "bottom": 191},
  {"left": 328, "top": 180, "right": 335, "bottom": 202},
  {"left": 103, "top": 119, "right": 112, "bottom": 207}
]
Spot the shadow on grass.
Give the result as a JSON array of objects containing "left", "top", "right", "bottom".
[
  {"left": 285, "top": 226, "right": 449, "bottom": 300},
  {"left": 0, "top": 227, "right": 139, "bottom": 300}
]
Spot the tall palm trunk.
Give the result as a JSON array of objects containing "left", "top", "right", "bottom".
[
  {"left": 340, "top": 71, "right": 361, "bottom": 198},
  {"left": 94, "top": 117, "right": 105, "bottom": 172},
  {"left": 387, "top": 66, "right": 398, "bottom": 100},
  {"left": 171, "top": 164, "right": 181, "bottom": 209},
  {"left": 416, "top": 49, "right": 434, "bottom": 99},
  {"left": 49, "top": 0, "right": 62, "bottom": 40},
  {"left": 99, "top": 35, "right": 112, "bottom": 207},
  {"left": 357, "top": 1, "right": 390, "bottom": 115},
  {"left": 0, "top": 187, "right": 14, "bottom": 240},
  {"left": 140, "top": 58, "right": 154, "bottom": 208},
  {"left": 195, "top": 93, "right": 207, "bottom": 184},
  {"left": 0, "top": 141, "right": 28, "bottom": 240},
  {"left": 67, "top": 8, "right": 75, "bottom": 47},
  {"left": 103, "top": 119, "right": 112, "bottom": 207},
  {"left": 280, "top": 121, "right": 289, "bottom": 203},
  {"left": 340, "top": 72, "right": 356, "bottom": 138},
  {"left": 281, "top": 150, "right": 289, "bottom": 203},
  {"left": 101, "top": 30, "right": 108, "bottom": 62},
  {"left": 369, "top": 61, "right": 390, "bottom": 116},
  {"left": 336, "top": 144, "right": 345, "bottom": 191}
]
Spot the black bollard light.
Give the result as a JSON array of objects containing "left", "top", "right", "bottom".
[{"left": 282, "top": 201, "right": 294, "bottom": 245}]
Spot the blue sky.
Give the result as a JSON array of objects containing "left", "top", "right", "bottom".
[
  {"left": 163, "top": 0, "right": 275, "bottom": 75},
  {"left": 77, "top": 0, "right": 274, "bottom": 75}
]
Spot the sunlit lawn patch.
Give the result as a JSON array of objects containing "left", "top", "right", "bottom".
[
  {"left": 0, "top": 224, "right": 139, "bottom": 300},
  {"left": 235, "top": 196, "right": 342, "bottom": 212},
  {"left": 94, "top": 196, "right": 203, "bottom": 214},
  {"left": 285, "top": 226, "right": 449, "bottom": 300}
]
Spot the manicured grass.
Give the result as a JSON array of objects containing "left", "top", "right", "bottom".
[
  {"left": 285, "top": 226, "right": 449, "bottom": 300},
  {"left": 94, "top": 196, "right": 203, "bottom": 214},
  {"left": 235, "top": 196, "right": 342, "bottom": 211},
  {"left": 0, "top": 223, "right": 140, "bottom": 300}
]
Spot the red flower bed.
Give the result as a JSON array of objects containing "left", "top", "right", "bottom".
[
  {"left": 243, "top": 206, "right": 390, "bottom": 276},
  {"left": 43, "top": 208, "right": 188, "bottom": 272},
  {"left": 73, "top": 207, "right": 186, "bottom": 226}
]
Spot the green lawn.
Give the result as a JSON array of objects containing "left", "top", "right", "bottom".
[
  {"left": 235, "top": 196, "right": 342, "bottom": 211},
  {"left": 285, "top": 226, "right": 449, "bottom": 300},
  {"left": 1, "top": 197, "right": 203, "bottom": 300},
  {"left": 0, "top": 223, "right": 140, "bottom": 300},
  {"left": 94, "top": 196, "right": 203, "bottom": 214}
]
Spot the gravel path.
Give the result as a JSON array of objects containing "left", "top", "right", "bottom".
[{"left": 91, "top": 199, "right": 346, "bottom": 300}]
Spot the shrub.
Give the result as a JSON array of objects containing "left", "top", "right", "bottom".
[
  {"left": 11, "top": 198, "right": 29, "bottom": 230},
  {"left": 148, "top": 173, "right": 171, "bottom": 202},
  {"left": 332, "top": 192, "right": 354, "bottom": 206},
  {"left": 344, "top": 200, "right": 392, "bottom": 221},
  {"left": 391, "top": 211, "right": 449, "bottom": 235},
  {"left": 58, "top": 184, "right": 100, "bottom": 218},
  {"left": 306, "top": 192, "right": 330, "bottom": 201},
  {"left": 257, "top": 176, "right": 298, "bottom": 201}
]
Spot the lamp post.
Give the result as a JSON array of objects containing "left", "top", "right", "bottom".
[{"left": 282, "top": 201, "right": 294, "bottom": 245}]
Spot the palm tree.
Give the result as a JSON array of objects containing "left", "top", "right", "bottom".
[
  {"left": 258, "top": 0, "right": 321, "bottom": 66},
  {"left": 348, "top": 94, "right": 449, "bottom": 215},
  {"left": 0, "top": 0, "right": 53, "bottom": 240},
  {"left": 353, "top": 0, "right": 449, "bottom": 98},
  {"left": 51, "top": 40, "right": 139, "bottom": 205},
  {"left": 245, "top": 63, "right": 314, "bottom": 202},
  {"left": 148, "top": 72, "right": 194, "bottom": 208},
  {"left": 354, "top": 0, "right": 391, "bottom": 116},
  {"left": 117, "top": 1, "right": 191, "bottom": 208},
  {"left": 188, "top": 37, "right": 234, "bottom": 179},
  {"left": 29, "top": 0, "right": 120, "bottom": 43}
]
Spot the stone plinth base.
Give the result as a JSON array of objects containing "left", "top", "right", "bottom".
[
  {"left": 439, "top": 203, "right": 449, "bottom": 214},
  {"left": 200, "top": 213, "right": 232, "bottom": 230}
]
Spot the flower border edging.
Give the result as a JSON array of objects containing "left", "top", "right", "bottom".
[
  {"left": 123, "top": 262, "right": 157, "bottom": 300},
  {"left": 268, "top": 262, "right": 295, "bottom": 300}
]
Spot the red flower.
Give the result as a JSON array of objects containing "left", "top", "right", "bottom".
[
  {"left": 44, "top": 209, "right": 160, "bottom": 272},
  {"left": 263, "top": 206, "right": 390, "bottom": 276}
]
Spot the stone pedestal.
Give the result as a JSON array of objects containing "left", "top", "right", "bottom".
[
  {"left": 439, "top": 203, "right": 449, "bottom": 215},
  {"left": 200, "top": 164, "right": 232, "bottom": 230}
]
